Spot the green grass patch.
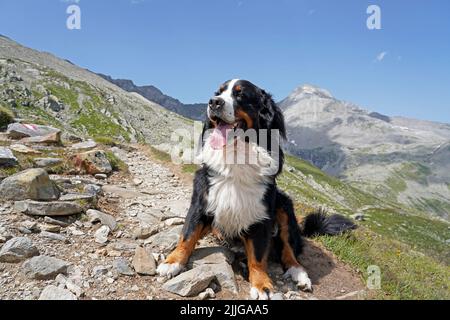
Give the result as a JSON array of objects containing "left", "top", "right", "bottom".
[
  {"left": 318, "top": 229, "right": 450, "bottom": 300},
  {"left": 105, "top": 151, "right": 128, "bottom": 172},
  {"left": 182, "top": 164, "right": 199, "bottom": 174},
  {"left": 94, "top": 136, "right": 119, "bottom": 147},
  {"left": 148, "top": 146, "right": 172, "bottom": 163}
]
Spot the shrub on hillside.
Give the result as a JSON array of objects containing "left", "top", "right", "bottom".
[{"left": 0, "top": 105, "right": 15, "bottom": 129}]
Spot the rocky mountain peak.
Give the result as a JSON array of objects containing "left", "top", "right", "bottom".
[{"left": 288, "top": 84, "right": 334, "bottom": 100}]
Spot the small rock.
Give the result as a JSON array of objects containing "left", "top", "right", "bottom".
[
  {"left": 70, "top": 150, "right": 112, "bottom": 175},
  {"left": 44, "top": 216, "right": 70, "bottom": 227},
  {"left": 33, "top": 158, "right": 63, "bottom": 168},
  {"left": 21, "top": 220, "right": 40, "bottom": 232},
  {"left": 95, "top": 225, "right": 110, "bottom": 244},
  {"left": 70, "top": 140, "right": 97, "bottom": 151},
  {"left": 40, "top": 224, "right": 61, "bottom": 233},
  {"left": 39, "top": 285, "right": 77, "bottom": 300},
  {"left": 40, "top": 231, "right": 69, "bottom": 243},
  {"left": 164, "top": 217, "right": 185, "bottom": 226},
  {"left": 0, "top": 237, "right": 39, "bottom": 263},
  {"left": 14, "top": 200, "right": 83, "bottom": 216},
  {"left": 87, "top": 209, "right": 117, "bottom": 231},
  {"left": 132, "top": 247, "right": 156, "bottom": 276},
  {"left": 0, "top": 147, "right": 18, "bottom": 167},
  {"left": 351, "top": 213, "right": 365, "bottom": 221},
  {"left": 132, "top": 226, "right": 158, "bottom": 240},
  {"left": 271, "top": 293, "right": 284, "bottom": 300},
  {"left": 9, "top": 144, "right": 41, "bottom": 155},
  {"left": 0, "top": 168, "right": 60, "bottom": 201},
  {"left": 95, "top": 174, "right": 108, "bottom": 180},
  {"left": 22, "top": 256, "right": 70, "bottom": 280},
  {"left": 83, "top": 184, "right": 102, "bottom": 196},
  {"left": 133, "top": 178, "right": 143, "bottom": 186},
  {"left": 162, "top": 265, "right": 215, "bottom": 297},
  {"left": 146, "top": 225, "right": 182, "bottom": 252},
  {"left": 92, "top": 265, "right": 109, "bottom": 277},
  {"left": 198, "top": 288, "right": 215, "bottom": 300},
  {"left": 113, "top": 258, "right": 135, "bottom": 276}
]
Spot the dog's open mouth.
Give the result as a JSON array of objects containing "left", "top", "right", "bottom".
[{"left": 210, "top": 117, "right": 246, "bottom": 150}]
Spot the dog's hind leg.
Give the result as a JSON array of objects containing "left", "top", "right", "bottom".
[{"left": 275, "top": 191, "right": 312, "bottom": 292}]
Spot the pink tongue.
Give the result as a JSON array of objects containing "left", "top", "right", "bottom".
[{"left": 210, "top": 123, "right": 233, "bottom": 150}]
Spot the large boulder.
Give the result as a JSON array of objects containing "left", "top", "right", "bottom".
[
  {"left": 162, "top": 265, "right": 216, "bottom": 297},
  {"left": 70, "top": 150, "right": 112, "bottom": 175},
  {"left": 14, "top": 200, "right": 83, "bottom": 216},
  {"left": 0, "top": 168, "right": 60, "bottom": 201},
  {"left": 7, "top": 123, "right": 61, "bottom": 140},
  {"left": 0, "top": 147, "right": 18, "bottom": 167}
]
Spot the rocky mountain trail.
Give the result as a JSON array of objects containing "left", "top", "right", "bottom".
[{"left": 0, "top": 121, "right": 366, "bottom": 300}]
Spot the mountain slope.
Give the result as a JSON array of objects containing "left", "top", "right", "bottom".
[
  {"left": 0, "top": 35, "right": 191, "bottom": 146},
  {"left": 98, "top": 74, "right": 206, "bottom": 121},
  {"left": 279, "top": 85, "right": 450, "bottom": 220}
]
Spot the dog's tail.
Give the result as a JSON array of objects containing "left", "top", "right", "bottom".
[{"left": 300, "top": 208, "right": 357, "bottom": 238}]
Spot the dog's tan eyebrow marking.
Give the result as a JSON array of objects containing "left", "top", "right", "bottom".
[{"left": 234, "top": 84, "right": 242, "bottom": 92}]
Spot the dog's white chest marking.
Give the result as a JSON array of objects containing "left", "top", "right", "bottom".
[{"left": 200, "top": 140, "right": 278, "bottom": 238}]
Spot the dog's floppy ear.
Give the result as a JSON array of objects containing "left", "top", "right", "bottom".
[{"left": 260, "top": 89, "right": 286, "bottom": 140}]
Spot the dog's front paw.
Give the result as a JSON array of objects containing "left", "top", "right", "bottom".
[
  {"left": 250, "top": 287, "right": 274, "bottom": 300},
  {"left": 156, "top": 262, "right": 184, "bottom": 278},
  {"left": 284, "top": 266, "right": 313, "bottom": 292}
]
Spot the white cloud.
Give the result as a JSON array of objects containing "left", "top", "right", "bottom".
[{"left": 375, "top": 51, "right": 387, "bottom": 62}]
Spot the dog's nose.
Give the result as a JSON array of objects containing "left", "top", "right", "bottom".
[{"left": 208, "top": 97, "right": 225, "bottom": 112}]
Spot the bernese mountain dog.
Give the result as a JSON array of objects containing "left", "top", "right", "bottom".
[{"left": 157, "top": 79, "right": 356, "bottom": 300}]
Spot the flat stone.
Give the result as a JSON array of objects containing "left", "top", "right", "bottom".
[
  {"left": 132, "top": 226, "right": 158, "bottom": 240},
  {"left": 40, "top": 231, "right": 69, "bottom": 243},
  {"left": 0, "top": 147, "right": 18, "bottom": 167},
  {"left": 162, "top": 265, "right": 215, "bottom": 297},
  {"left": 40, "top": 224, "right": 61, "bottom": 233},
  {"left": 39, "top": 285, "right": 77, "bottom": 300},
  {"left": 44, "top": 216, "right": 70, "bottom": 227},
  {"left": 102, "top": 185, "right": 144, "bottom": 199},
  {"left": 87, "top": 209, "right": 117, "bottom": 231},
  {"left": 132, "top": 247, "right": 156, "bottom": 276},
  {"left": 95, "top": 174, "right": 108, "bottom": 180},
  {"left": 0, "top": 237, "right": 39, "bottom": 263},
  {"left": 164, "top": 217, "right": 185, "bottom": 226},
  {"left": 95, "top": 225, "right": 110, "bottom": 244},
  {"left": 20, "top": 132, "right": 61, "bottom": 145},
  {"left": 10, "top": 144, "right": 41, "bottom": 155},
  {"left": 0, "top": 168, "right": 60, "bottom": 201},
  {"left": 33, "top": 158, "right": 63, "bottom": 168},
  {"left": 209, "top": 262, "right": 238, "bottom": 294},
  {"left": 146, "top": 225, "right": 183, "bottom": 252},
  {"left": 22, "top": 256, "right": 69, "bottom": 280},
  {"left": 7, "top": 123, "right": 60, "bottom": 140},
  {"left": 14, "top": 200, "right": 83, "bottom": 216},
  {"left": 167, "top": 200, "right": 189, "bottom": 218},
  {"left": 92, "top": 265, "right": 109, "bottom": 277},
  {"left": 70, "top": 140, "right": 97, "bottom": 151},
  {"left": 108, "top": 240, "right": 137, "bottom": 252},
  {"left": 113, "top": 258, "right": 134, "bottom": 276},
  {"left": 188, "top": 247, "right": 235, "bottom": 268}
]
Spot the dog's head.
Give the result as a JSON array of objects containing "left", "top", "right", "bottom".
[{"left": 202, "top": 79, "right": 286, "bottom": 175}]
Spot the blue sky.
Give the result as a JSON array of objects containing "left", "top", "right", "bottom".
[{"left": 0, "top": 0, "right": 449, "bottom": 123}]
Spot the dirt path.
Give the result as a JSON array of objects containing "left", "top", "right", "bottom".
[{"left": 0, "top": 144, "right": 365, "bottom": 300}]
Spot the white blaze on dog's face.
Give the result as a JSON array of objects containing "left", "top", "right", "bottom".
[{"left": 207, "top": 79, "right": 239, "bottom": 124}]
